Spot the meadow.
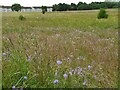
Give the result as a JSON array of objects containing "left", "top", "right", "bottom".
[{"left": 2, "top": 9, "right": 118, "bottom": 88}]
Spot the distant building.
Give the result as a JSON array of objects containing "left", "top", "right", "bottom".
[
  {"left": 32, "top": 7, "right": 42, "bottom": 12},
  {"left": 21, "top": 6, "right": 33, "bottom": 12},
  {"left": 0, "top": 6, "right": 12, "bottom": 12},
  {"left": 0, "top": 6, "right": 2, "bottom": 12},
  {"left": 47, "top": 6, "right": 53, "bottom": 12},
  {"left": 0, "top": 5, "right": 53, "bottom": 12}
]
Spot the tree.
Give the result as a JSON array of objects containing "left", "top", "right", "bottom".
[
  {"left": 52, "top": 1, "right": 119, "bottom": 11},
  {"left": 11, "top": 3, "right": 21, "bottom": 12},
  {"left": 77, "top": 4, "right": 92, "bottom": 10},
  {"left": 70, "top": 3, "right": 77, "bottom": 10},
  {"left": 57, "top": 3, "right": 69, "bottom": 11},
  {"left": 77, "top": 2, "right": 84, "bottom": 6},
  {"left": 41, "top": 6, "right": 47, "bottom": 14},
  {"left": 90, "top": 2, "right": 100, "bottom": 9},
  {"left": 53, "top": 4, "right": 58, "bottom": 11},
  {"left": 53, "top": 3, "right": 69, "bottom": 11},
  {"left": 97, "top": 8, "right": 108, "bottom": 19}
]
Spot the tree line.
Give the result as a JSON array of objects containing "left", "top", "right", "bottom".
[
  {"left": 53, "top": 2, "right": 119, "bottom": 11},
  {"left": 11, "top": 1, "right": 119, "bottom": 12}
]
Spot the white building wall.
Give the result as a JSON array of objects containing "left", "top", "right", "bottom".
[
  {"left": 21, "top": 9, "right": 25, "bottom": 12},
  {"left": 33, "top": 8, "right": 42, "bottom": 12},
  {"left": 7, "top": 8, "right": 12, "bottom": 12},
  {"left": 3, "top": 8, "right": 7, "bottom": 12},
  {"left": 1, "top": 7, "right": 52, "bottom": 12},
  {"left": 2, "top": 8, "right": 12, "bottom": 12},
  {"left": 26, "top": 9, "right": 30, "bottom": 12},
  {"left": 47, "top": 8, "right": 53, "bottom": 12},
  {"left": 0, "top": 8, "right": 2, "bottom": 12}
]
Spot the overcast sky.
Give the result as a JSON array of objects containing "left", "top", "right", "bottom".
[{"left": 0, "top": 0, "right": 105, "bottom": 6}]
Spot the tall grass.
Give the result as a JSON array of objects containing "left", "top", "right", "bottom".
[
  {"left": 2, "top": 9, "right": 118, "bottom": 88},
  {"left": 0, "top": 11, "right": 2, "bottom": 90}
]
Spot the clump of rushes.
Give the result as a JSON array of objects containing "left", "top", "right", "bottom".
[
  {"left": 97, "top": 8, "right": 108, "bottom": 19},
  {"left": 19, "top": 15, "right": 26, "bottom": 20}
]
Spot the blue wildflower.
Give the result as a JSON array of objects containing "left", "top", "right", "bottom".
[
  {"left": 53, "top": 79, "right": 59, "bottom": 84},
  {"left": 63, "top": 74, "right": 68, "bottom": 79},
  {"left": 94, "top": 75, "right": 96, "bottom": 79},
  {"left": 57, "top": 60, "right": 62, "bottom": 65},
  {"left": 2, "top": 53, "right": 6, "bottom": 56},
  {"left": 28, "top": 56, "right": 31, "bottom": 61},
  {"left": 88, "top": 65, "right": 92, "bottom": 70}
]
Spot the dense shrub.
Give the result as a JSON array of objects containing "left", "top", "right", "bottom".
[
  {"left": 19, "top": 15, "right": 26, "bottom": 20},
  {"left": 42, "top": 10, "right": 45, "bottom": 14},
  {"left": 42, "top": 6, "right": 47, "bottom": 14},
  {"left": 11, "top": 3, "right": 21, "bottom": 12},
  {"left": 97, "top": 8, "right": 108, "bottom": 19}
]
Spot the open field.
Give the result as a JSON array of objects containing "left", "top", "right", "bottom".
[{"left": 2, "top": 9, "right": 118, "bottom": 88}]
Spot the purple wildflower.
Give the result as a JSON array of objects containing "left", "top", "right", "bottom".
[
  {"left": 2, "top": 53, "right": 6, "bottom": 56},
  {"left": 94, "top": 75, "right": 96, "bottom": 79},
  {"left": 20, "top": 88, "right": 23, "bottom": 90},
  {"left": 53, "top": 79, "right": 59, "bottom": 84},
  {"left": 63, "top": 74, "right": 68, "bottom": 79},
  {"left": 57, "top": 60, "right": 62, "bottom": 65},
  {"left": 77, "top": 71, "right": 80, "bottom": 75},
  {"left": 88, "top": 65, "right": 92, "bottom": 70},
  {"left": 80, "top": 68, "right": 82, "bottom": 71},
  {"left": 78, "top": 67, "right": 82, "bottom": 71},
  {"left": 28, "top": 56, "right": 31, "bottom": 61}
]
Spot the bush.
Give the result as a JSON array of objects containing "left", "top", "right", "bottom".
[
  {"left": 19, "top": 15, "right": 26, "bottom": 21},
  {"left": 11, "top": 3, "right": 21, "bottom": 12},
  {"left": 97, "top": 9, "right": 108, "bottom": 19},
  {"left": 42, "top": 6, "right": 47, "bottom": 14},
  {"left": 42, "top": 10, "right": 45, "bottom": 14}
]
